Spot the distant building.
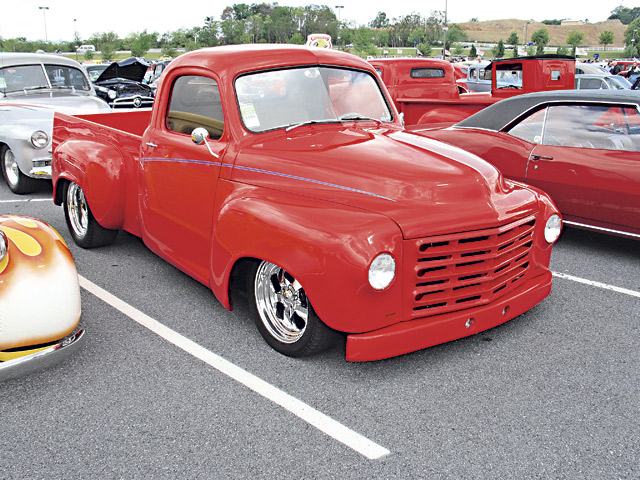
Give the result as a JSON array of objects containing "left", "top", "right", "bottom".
[{"left": 561, "top": 20, "right": 586, "bottom": 26}]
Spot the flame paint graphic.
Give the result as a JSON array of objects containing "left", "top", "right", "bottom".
[{"left": 0, "top": 215, "right": 81, "bottom": 354}]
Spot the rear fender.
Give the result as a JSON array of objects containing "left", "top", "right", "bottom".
[{"left": 53, "top": 139, "right": 127, "bottom": 230}]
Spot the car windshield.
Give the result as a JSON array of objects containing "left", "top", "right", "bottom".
[
  {"left": 235, "top": 66, "right": 393, "bottom": 132},
  {"left": 0, "top": 64, "right": 90, "bottom": 94},
  {"left": 86, "top": 65, "right": 108, "bottom": 82}
]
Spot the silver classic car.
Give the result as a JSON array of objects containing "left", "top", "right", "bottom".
[{"left": 0, "top": 52, "right": 111, "bottom": 193}]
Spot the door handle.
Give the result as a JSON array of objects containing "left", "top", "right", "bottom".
[
  {"left": 145, "top": 142, "right": 158, "bottom": 148},
  {"left": 531, "top": 154, "right": 553, "bottom": 161}
]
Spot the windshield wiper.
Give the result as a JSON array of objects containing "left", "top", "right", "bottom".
[
  {"left": 285, "top": 119, "right": 342, "bottom": 131},
  {"left": 338, "top": 113, "right": 374, "bottom": 121},
  {"left": 22, "top": 86, "right": 50, "bottom": 93}
]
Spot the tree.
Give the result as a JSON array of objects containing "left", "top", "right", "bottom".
[
  {"left": 557, "top": 45, "right": 569, "bottom": 55},
  {"left": 492, "top": 39, "right": 505, "bottom": 58},
  {"left": 624, "top": 17, "right": 640, "bottom": 57},
  {"left": 469, "top": 44, "right": 477, "bottom": 58},
  {"left": 370, "top": 12, "right": 390, "bottom": 29},
  {"left": 531, "top": 28, "right": 550, "bottom": 54},
  {"left": 128, "top": 30, "right": 155, "bottom": 58},
  {"left": 566, "top": 30, "right": 584, "bottom": 56},
  {"left": 506, "top": 31, "right": 518, "bottom": 46},
  {"left": 609, "top": 6, "right": 640, "bottom": 25},
  {"left": 599, "top": 30, "right": 614, "bottom": 50}
]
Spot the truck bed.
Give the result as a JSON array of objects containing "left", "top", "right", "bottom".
[{"left": 73, "top": 109, "right": 152, "bottom": 137}]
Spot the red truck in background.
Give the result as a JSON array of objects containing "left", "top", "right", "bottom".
[
  {"left": 51, "top": 44, "right": 562, "bottom": 361},
  {"left": 371, "top": 55, "right": 576, "bottom": 126}
]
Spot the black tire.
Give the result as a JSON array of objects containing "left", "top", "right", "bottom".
[
  {"left": 1, "top": 145, "right": 40, "bottom": 194},
  {"left": 63, "top": 181, "right": 118, "bottom": 248},
  {"left": 248, "top": 260, "right": 340, "bottom": 357}
]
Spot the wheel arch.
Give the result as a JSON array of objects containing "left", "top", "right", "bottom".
[{"left": 210, "top": 184, "right": 404, "bottom": 334}]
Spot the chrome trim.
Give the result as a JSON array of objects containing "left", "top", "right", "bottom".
[
  {"left": 563, "top": 220, "right": 640, "bottom": 239},
  {"left": 29, "top": 165, "right": 52, "bottom": 178},
  {"left": 0, "top": 329, "right": 85, "bottom": 382}
]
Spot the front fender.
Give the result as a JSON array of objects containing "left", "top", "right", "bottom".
[
  {"left": 0, "top": 122, "right": 52, "bottom": 177},
  {"left": 210, "top": 180, "right": 405, "bottom": 334},
  {"left": 53, "top": 139, "right": 127, "bottom": 230}
]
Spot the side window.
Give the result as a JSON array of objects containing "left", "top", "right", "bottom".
[
  {"left": 543, "top": 104, "right": 640, "bottom": 151},
  {"left": 495, "top": 63, "right": 522, "bottom": 89},
  {"left": 166, "top": 75, "right": 224, "bottom": 140},
  {"left": 507, "top": 108, "right": 546, "bottom": 143},
  {"left": 469, "top": 68, "right": 477, "bottom": 80}
]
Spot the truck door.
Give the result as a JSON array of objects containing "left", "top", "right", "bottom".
[{"left": 140, "top": 74, "right": 227, "bottom": 284}]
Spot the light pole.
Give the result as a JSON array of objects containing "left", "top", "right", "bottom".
[
  {"left": 74, "top": 18, "right": 78, "bottom": 59},
  {"left": 442, "top": 0, "right": 448, "bottom": 58},
  {"left": 335, "top": 5, "right": 344, "bottom": 22},
  {"left": 39, "top": 6, "right": 49, "bottom": 44}
]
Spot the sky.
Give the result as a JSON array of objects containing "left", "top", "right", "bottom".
[{"left": 1, "top": 0, "right": 626, "bottom": 43}]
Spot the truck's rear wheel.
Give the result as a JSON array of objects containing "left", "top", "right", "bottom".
[
  {"left": 249, "top": 260, "right": 340, "bottom": 357},
  {"left": 64, "top": 182, "right": 118, "bottom": 248},
  {"left": 1, "top": 145, "right": 40, "bottom": 194}
]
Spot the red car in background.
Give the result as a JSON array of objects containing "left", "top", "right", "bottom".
[{"left": 414, "top": 89, "right": 640, "bottom": 239}]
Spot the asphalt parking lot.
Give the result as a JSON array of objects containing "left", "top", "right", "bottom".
[{"left": 1, "top": 180, "right": 638, "bottom": 479}]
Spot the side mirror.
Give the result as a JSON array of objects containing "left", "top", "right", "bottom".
[
  {"left": 191, "top": 127, "right": 209, "bottom": 145},
  {"left": 190, "top": 127, "right": 219, "bottom": 159}
]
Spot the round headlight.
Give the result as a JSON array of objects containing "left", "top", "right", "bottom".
[
  {"left": 108, "top": 90, "right": 117, "bottom": 100},
  {"left": 368, "top": 253, "right": 396, "bottom": 291},
  {"left": 544, "top": 214, "right": 562, "bottom": 244},
  {"left": 0, "top": 230, "right": 7, "bottom": 262},
  {"left": 30, "top": 130, "right": 49, "bottom": 149}
]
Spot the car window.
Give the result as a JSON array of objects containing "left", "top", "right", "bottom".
[
  {"left": 507, "top": 108, "right": 546, "bottom": 143},
  {"left": 0, "top": 65, "right": 49, "bottom": 93},
  {"left": 166, "top": 75, "right": 224, "bottom": 140},
  {"left": 578, "top": 78, "right": 605, "bottom": 90},
  {"left": 43, "top": 64, "right": 90, "bottom": 90},
  {"left": 410, "top": 68, "right": 445, "bottom": 79},
  {"left": 543, "top": 104, "right": 640, "bottom": 151},
  {"left": 495, "top": 63, "right": 522, "bottom": 89}
]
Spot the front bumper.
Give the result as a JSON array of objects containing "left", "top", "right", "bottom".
[
  {"left": 346, "top": 270, "right": 552, "bottom": 361},
  {"left": 0, "top": 329, "right": 85, "bottom": 382}
]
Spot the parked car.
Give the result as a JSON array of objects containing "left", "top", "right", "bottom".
[
  {"left": 575, "top": 73, "right": 633, "bottom": 90},
  {"left": 83, "top": 63, "right": 108, "bottom": 83},
  {"left": 575, "top": 62, "right": 609, "bottom": 75},
  {"left": 463, "top": 62, "right": 492, "bottom": 92},
  {"left": 413, "top": 89, "right": 640, "bottom": 239},
  {"left": 0, "top": 215, "right": 84, "bottom": 381},
  {"left": 52, "top": 44, "right": 562, "bottom": 361},
  {"left": 91, "top": 57, "right": 154, "bottom": 109},
  {"left": 0, "top": 52, "right": 111, "bottom": 194}
]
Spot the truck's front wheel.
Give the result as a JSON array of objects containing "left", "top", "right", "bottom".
[
  {"left": 249, "top": 260, "right": 340, "bottom": 357},
  {"left": 64, "top": 182, "right": 118, "bottom": 248}
]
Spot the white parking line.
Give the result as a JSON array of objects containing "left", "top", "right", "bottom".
[
  {"left": 78, "top": 275, "right": 391, "bottom": 460},
  {"left": 552, "top": 271, "right": 640, "bottom": 299},
  {"left": 0, "top": 198, "right": 52, "bottom": 203}
]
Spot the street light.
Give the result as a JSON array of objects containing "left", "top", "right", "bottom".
[
  {"left": 39, "top": 6, "right": 49, "bottom": 44},
  {"left": 442, "top": 0, "right": 448, "bottom": 58},
  {"left": 335, "top": 5, "right": 344, "bottom": 22}
]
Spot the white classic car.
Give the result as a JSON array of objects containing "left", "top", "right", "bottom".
[{"left": 0, "top": 52, "right": 111, "bottom": 194}]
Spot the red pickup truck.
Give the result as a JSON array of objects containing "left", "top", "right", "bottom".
[
  {"left": 52, "top": 45, "right": 562, "bottom": 361},
  {"left": 372, "top": 55, "right": 576, "bottom": 126}
]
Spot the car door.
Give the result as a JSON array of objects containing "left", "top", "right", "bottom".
[
  {"left": 139, "top": 73, "right": 227, "bottom": 284},
  {"left": 523, "top": 103, "right": 640, "bottom": 231}
]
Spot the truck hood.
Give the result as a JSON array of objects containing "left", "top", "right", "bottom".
[
  {"left": 232, "top": 125, "right": 540, "bottom": 238},
  {"left": 0, "top": 94, "right": 111, "bottom": 114}
]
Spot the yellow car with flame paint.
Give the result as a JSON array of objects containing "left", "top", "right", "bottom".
[{"left": 0, "top": 215, "right": 84, "bottom": 381}]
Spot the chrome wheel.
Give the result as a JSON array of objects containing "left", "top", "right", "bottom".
[
  {"left": 254, "top": 261, "right": 309, "bottom": 344},
  {"left": 66, "top": 182, "right": 89, "bottom": 239},
  {"left": 3, "top": 148, "right": 19, "bottom": 188}
]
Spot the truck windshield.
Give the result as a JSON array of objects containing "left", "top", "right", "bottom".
[{"left": 235, "top": 66, "right": 393, "bottom": 132}]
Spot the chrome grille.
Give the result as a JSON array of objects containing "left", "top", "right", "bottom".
[{"left": 406, "top": 214, "right": 537, "bottom": 317}]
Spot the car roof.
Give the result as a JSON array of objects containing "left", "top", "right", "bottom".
[
  {"left": 457, "top": 89, "right": 640, "bottom": 131},
  {"left": 0, "top": 52, "right": 84, "bottom": 69}
]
